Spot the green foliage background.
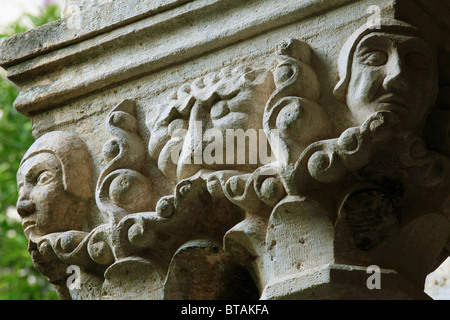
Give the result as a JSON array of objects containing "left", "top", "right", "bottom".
[{"left": 0, "top": 4, "right": 61, "bottom": 300}]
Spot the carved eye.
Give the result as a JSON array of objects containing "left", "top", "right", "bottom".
[
  {"left": 361, "top": 51, "right": 388, "bottom": 66},
  {"left": 36, "top": 171, "right": 55, "bottom": 186},
  {"left": 405, "top": 52, "right": 429, "bottom": 69}
]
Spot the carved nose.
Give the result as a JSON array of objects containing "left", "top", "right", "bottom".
[
  {"left": 382, "top": 73, "right": 410, "bottom": 93},
  {"left": 17, "top": 200, "right": 36, "bottom": 217},
  {"left": 382, "top": 55, "right": 410, "bottom": 94}
]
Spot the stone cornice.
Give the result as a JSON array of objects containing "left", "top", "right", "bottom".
[
  {"left": 0, "top": 0, "right": 194, "bottom": 67},
  {"left": 0, "top": 0, "right": 354, "bottom": 116}
]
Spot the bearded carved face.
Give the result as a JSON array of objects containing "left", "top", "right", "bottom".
[{"left": 346, "top": 32, "right": 438, "bottom": 132}]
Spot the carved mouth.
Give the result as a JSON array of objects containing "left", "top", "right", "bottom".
[
  {"left": 22, "top": 220, "right": 36, "bottom": 232},
  {"left": 376, "top": 95, "right": 409, "bottom": 109}
]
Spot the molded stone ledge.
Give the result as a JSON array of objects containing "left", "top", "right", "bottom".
[
  {"left": 1, "top": 0, "right": 356, "bottom": 116},
  {"left": 1, "top": 0, "right": 449, "bottom": 117},
  {"left": 0, "top": 0, "right": 193, "bottom": 67}
]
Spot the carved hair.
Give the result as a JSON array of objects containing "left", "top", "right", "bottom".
[
  {"left": 166, "top": 66, "right": 273, "bottom": 111},
  {"left": 20, "top": 131, "right": 93, "bottom": 200}
]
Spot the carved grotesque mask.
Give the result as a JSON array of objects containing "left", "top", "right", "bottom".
[
  {"left": 347, "top": 32, "right": 438, "bottom": 131},
  {"left": 148, "top": 67, "right": 275, "bottom": 181}
]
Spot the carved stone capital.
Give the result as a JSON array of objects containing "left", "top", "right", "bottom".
[{"left": 3, "top": 0, "right": 450, "bottom": 299}]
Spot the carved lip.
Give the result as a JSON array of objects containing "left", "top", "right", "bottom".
[
  {"left": 376, "top": 94, "right": 409, "bottom": 109},
  {"left": 22, "top": 220, "right": 36, "bottom": 232}
]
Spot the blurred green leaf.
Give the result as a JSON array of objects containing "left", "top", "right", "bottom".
[{"left": 0, "top": 4, "right": 61, "bottom": 300}]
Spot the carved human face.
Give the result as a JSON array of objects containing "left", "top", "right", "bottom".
[
  {"left": 16, "top": 153, "right": 83, "bottom": 242},
  {"left": 347, "top": 32, "right": 438, "bottom": 131}
]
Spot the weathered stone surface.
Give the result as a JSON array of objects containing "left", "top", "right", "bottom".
[{"left": 1, "top": 0, "right": 449, "bottom": 299}]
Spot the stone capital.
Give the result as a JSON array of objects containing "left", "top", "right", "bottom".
[{"left": 2, "top": 0, "right": 450, "bottom": 300}]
